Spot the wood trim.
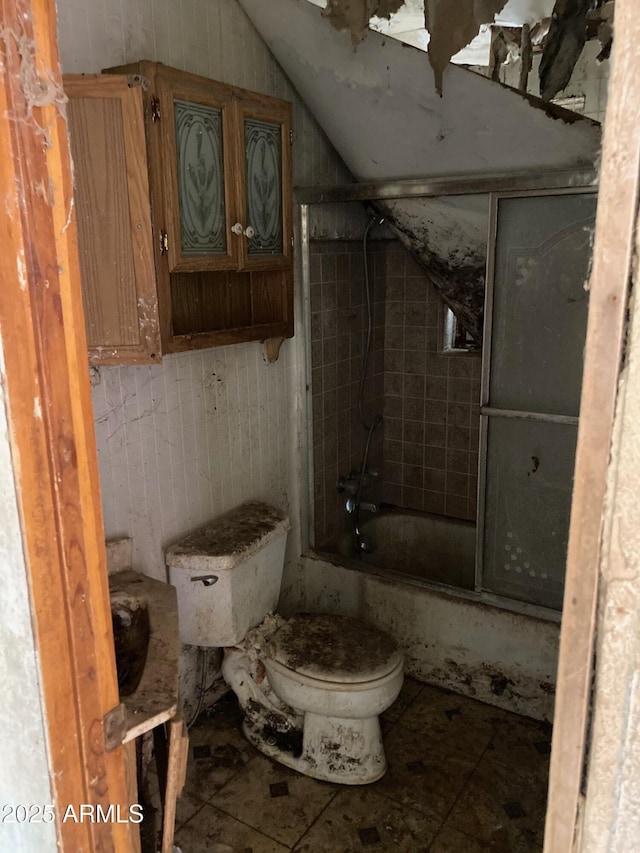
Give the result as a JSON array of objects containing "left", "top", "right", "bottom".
[
  {"left": 168, "top": 321, "right": 291, "bottom": 353},
  {"left": 123, "top": 741, "right": 142, "bottom": 853},
  {"left": 0, "top": 1, "right": 132, "bottom": 849},
  {"left": 543, "top": 0, "right": 640, "bottom": 847}
]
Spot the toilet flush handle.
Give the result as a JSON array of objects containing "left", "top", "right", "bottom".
[{"left": 191, "top": 574, "right": 219, "bottom": 587}]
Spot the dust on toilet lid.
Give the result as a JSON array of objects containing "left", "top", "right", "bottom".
[{"left": 266, "top": 614, "right": 402, "bottom": 684}]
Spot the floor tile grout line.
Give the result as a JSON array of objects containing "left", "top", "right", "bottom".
[
  {"left": 288, "top": 787, "right": 342, "bottom": 852},
  {"left": 196, "top": 750, "right": 341, "bottom": 850},
  {"left": 189, "top": 796, "right": 298, "bottom": 849},
  {"left": 425, "top": 718, "right": 506, "bottom": 849},
  {"left": 194, "top": 747, "right": 265, "bottom": 804},
  {"left": 367, "top": 784, "right": 447, "bottom": 834},
  {"left": 174, "top": 799, "right": 208, "bottom": 832},
  {"left": 389, "top": 715, "right": 502, "bottom": 766}
]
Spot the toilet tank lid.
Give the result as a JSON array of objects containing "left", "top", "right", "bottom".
[
  {"left": 166, "top": 502, "right": 290, "bottom": 571},
  {"left": 266, "top": 614, "right": 403, "bottom": 684}
]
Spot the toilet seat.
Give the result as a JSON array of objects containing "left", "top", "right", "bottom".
[
  {"left": 266, "top": 613, "right": 403, "bottom": 684},
  {"left": 265, "top": 654, "right": 404, "bottom": 694}
]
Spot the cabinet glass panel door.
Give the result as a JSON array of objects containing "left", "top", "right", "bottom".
[
  {"left": 244, "top": 118, "right": 283, "bottom": 257},
  {"left": 175, "top": 99, "right": 227, "bottom": 257},
  {"left": 158, "top": 69, "right": 237, "bottom": 273},
  {"left": 236, "top": 97, "right": 292, "bottom": 271}
]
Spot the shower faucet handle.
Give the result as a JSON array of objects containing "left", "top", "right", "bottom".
[{"left": 336, "top": 475, "right": 359, "bottom": 495}]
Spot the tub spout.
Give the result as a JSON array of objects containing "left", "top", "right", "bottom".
[{"left": 345, "top": 497, "right": 379, "bottom": 514}]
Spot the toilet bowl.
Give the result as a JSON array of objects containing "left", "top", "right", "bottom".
[
  {"left": 253, "top": 613, "right": 403, "bottom": 784},
  {"left": 166, "top": 502, "right": 403, "bottom": 784}
]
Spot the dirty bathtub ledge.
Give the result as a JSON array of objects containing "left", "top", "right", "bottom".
[{"left": 109, "top": 569, "right": 180, "bottom": 743}]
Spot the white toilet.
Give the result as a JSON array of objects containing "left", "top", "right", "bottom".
[{"left": 166, "top": 501, "right": 403, "bottom": 784}]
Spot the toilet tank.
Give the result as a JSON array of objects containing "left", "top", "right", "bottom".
[{"left": 166, "top": 502, "right": 290, "bottom": 647}]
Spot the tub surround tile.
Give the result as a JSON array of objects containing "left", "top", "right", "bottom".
[
  {"left": 445, "top": 494, "right": 472, "bottom": 520},
  {"left": 373, "top": 241, "right": 482, "bottom": 518},
  {"left": 311, "top": 239, "right": 385, "bottom": 548},
  {"left": 292, "top": 788, "right": 439, "bottom": 852}
]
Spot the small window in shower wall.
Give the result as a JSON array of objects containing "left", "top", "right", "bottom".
[{"left": 443, "top": 306, "right": 478, "bottom": 353}]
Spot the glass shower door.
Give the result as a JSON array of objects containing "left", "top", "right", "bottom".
[{"left": 479, "top": 192, "right": 597, "bottom": 610}]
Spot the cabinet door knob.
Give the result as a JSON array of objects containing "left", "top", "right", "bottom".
[
  {"left": 244, "top": 225, "right": 255, "bottom": 239},
  {"left": 231, "top": 222, "right": 244, "bottom": 236}
]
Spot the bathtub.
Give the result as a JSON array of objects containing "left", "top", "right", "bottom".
[
  {"left": 305, "top": 508, "right": 559, "bottom": 721},
  {"left": 324, "top": 507, "right": 476, "bottom": 592}
]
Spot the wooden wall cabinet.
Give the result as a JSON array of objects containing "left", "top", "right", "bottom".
[
  {"left": 65, "top": 63, "right": 294, "bottom": 365},
  {"left": 66, "top": 75, "right": 161, "bottom": 365}
]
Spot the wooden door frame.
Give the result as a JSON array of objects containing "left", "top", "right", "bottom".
[
  {"left": 544, "top": 0, "right": 640, "bottom": 848},
  {"left": 0, "top": 0, "right": 132, "bottom": 849}
]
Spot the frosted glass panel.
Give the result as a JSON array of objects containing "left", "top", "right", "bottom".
[
  {"left": 489, "top": 194, "right": 596, "bottom": 417},
  {"left": 244, "top": 118, "right": 283, "bottom": 255},
  {"left": 174, "top": 99, "right": 226, "bottom": 256},
  {"left": 483, "top": 418, "right": 577, "bottom": 610}
]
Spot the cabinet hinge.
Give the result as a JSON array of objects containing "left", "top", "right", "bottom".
[
  {"left": 291, "top": 235, "right": 294, "bottom": 248},
  {"left": 159, "top": 230, "right": 168, "bottom": 254},
  {"left": 289, "top": 129, "right": 293, "bottom": 145},
  {"left": 103, "top": 702, "right": 127, "bottom": 752},
  {"left": 151, "top": 96, "right": 161, "bottom": 122}
]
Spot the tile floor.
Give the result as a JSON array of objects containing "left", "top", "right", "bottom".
[{"left": 158, "top": 679, "right": 551, "bottom": 852}]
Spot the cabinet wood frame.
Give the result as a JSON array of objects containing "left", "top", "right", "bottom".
[
  {"left": 99, "top": 60, "right": 295, "bottom": 357},
  {"left": 64, "top": 74, "right": 161, "bottom": 365}
]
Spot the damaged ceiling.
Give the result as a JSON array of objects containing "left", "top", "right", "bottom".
[
  {"left": 239, "top": 0, "right": 601, "bottom": 342},
  {"left": 310, "top": 0, "right": 612, "bottom": 99},
  {"left": 423, "top": 0, "right": 509, "bottom": 94}
]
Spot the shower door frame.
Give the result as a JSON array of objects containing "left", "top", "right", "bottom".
[
  {"left": 296, "top": 167, "right": 597, "bottom": 622},
  {"left": 476, "top": 186, "right": 598, "bottom": 607}
]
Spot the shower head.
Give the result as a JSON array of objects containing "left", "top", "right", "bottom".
[{"left": 364, "top": 213, "right": 385, "bottom": 236}]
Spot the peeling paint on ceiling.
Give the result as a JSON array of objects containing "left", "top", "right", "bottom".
[
  {"left": 424, "top": 0, "right": 509, "bottom": 94},
  {"left": 539, "top": 0, "right": 592, "bottom": 100},
  {"left": 321, "top": 0, "right": 405, "bottom": 45},
  {"left": 239, "top": 0, "right": 600, "bottom": 342}
]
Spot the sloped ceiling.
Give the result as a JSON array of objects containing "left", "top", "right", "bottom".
[
  {"left": 309, "top": 0, "right": 556, "bottom": 65},
  {"left": 239, "top": 0, "right": 600, "bottom": 340}
]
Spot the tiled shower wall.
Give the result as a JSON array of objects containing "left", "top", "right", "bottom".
[
  {"left": 311, "top": 240, "right": 385, "bottom": 547},
  {"left": 56, "top": 0, "right": 361, "bottom": 586},
  {"left": 381, "top": 243, "right": 481, "bottom": 521},
  {"left": 310, "top": 239, "right": 481, "bottom": 546}
]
